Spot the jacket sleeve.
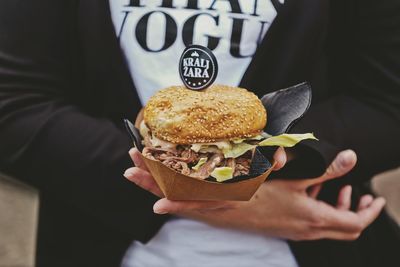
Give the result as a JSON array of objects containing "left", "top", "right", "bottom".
[
  {"left": 0, "top": 0, "right": 167, "bottom": 241},
  {"left": 273, "top": 0, "right": 400, "bottom": 184},
  {"left": 276, "top": 95, "right": 400, "bottom": 184}
]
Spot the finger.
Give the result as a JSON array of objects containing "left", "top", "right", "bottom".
[
  {"left": 356, "top": 197, "right": 386, "bottom": 227},
  {"left": 129, "top": 147, "right": 149, "bottom": 171},
  {"left": 311, "top": 230, "right": 362, "bottom": 241},
  {"left": 324, "top": 150, "right": 357, "bottom": 180},
  {"left": 302, "top": 150, "right": 357, "bottom": 188},
  {"left": 272, "top": 147, "right": 287, "bottom": 171},
  {"left": 124, "top": 167, "right": 163, "bottom": 197},
  {"left": 321, "top": 197, "right": 385, "bottom": 233},
  {"left": 153, "top": 198, "right": 236, "bottom": 215},
  {"left": 308, "top": 184, "right": 322, "bottom": 199},
  {"left": 336, "top": 185, "right": 352, "bottom": 210},
  {"left": 357, "top": 194, "right": 374, "bottom": 210}
]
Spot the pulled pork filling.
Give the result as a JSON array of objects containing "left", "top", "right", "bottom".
[
  {"left": 140, "top": 122, "right": 253, "bottom": 180},
  {"left": 142, "top": 146, "right": 252, "bottom": 180}
]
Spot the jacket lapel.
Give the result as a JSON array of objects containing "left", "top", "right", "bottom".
[
  {"left": 240, "top": 0, "right": 330, "bottom": 98},
  {"left": 78, "top": 0, "right": 142, "bottom": 120}
]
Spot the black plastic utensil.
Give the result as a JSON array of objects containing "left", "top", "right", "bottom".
[
  {"left": 257, "top": 82, "right": 312, "bottom": 160},
  {"left": 124, "top": 119, "right": 144, "bottom": 152},
  {"left": 262, "top": 82, "right": 312, "bottom": 136}
]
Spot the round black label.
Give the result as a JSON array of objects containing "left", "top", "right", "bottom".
[{"left": 179, "top": 45, "right": 218, "bottom": 90}]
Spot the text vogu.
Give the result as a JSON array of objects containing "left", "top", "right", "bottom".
[{"left": 119, "top": 0, "right": 279, "bottom": 57}]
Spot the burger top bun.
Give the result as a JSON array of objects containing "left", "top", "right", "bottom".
[{"left": 143, "top": 84, "right": 267, "bottom": 144}]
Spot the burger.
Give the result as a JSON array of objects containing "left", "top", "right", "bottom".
[{"left": 138, "top": 84, "right": 316, "bottom": 183}]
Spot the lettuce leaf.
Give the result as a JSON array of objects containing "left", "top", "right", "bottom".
[
  {"left": 189, "top": 133, "right": 318, "bottom": 162},
  {"left": 190, "top": 143, "right": 203, "bottom": 152},
  {"left": 192, "top": 157, "right": 208, "bottom": 171},
  {"left": 222, "top": 143, "right": 256, "bottom": 158},
  {"left": 210, "top": 167, "right": 234, "bottom": 182},
  {"left": 258, "top": 133, "right": 318, "bottom": 147}
]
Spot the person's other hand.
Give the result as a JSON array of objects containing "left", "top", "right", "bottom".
[{"left": 124, "top": 148, "right": 385, "bottom": 241}]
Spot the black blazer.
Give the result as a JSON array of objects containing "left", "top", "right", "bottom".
[{"left": 0, "top": 0, "right": 399, "bottom": 266}]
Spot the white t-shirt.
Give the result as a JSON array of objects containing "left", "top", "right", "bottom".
[
  {"left": 121, "top": 218, "right": 299, "bottom": 267},
  {"left": 110, "top": 0, "right": 284, "bottom": 104},
  {"left": 110, "top": 1, "right": 298, "bottom": 266}
]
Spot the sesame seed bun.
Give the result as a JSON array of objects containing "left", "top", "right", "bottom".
[{"left": 143, "top": 84, "right": 267, "bottom": 144}]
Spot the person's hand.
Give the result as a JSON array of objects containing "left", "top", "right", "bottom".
[{"left": 124, "top": 148, "right": 386, "bottom": 241}]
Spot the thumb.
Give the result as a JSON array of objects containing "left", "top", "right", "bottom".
[
  {"left": 324, "top": 149, "right": 357, "bottom": 180},
  {"left": 303, "top": 149, "right": 357, "bottom": 188},
  {"left": 129, "top": 147, "right": 149, "bottom": 171}
]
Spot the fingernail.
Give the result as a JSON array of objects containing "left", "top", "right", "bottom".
[
  {"left": 123, "top": 170, "right": 134, "bottom": 179},
  {"left": 129, "top": 148, "right": 137, "bottom": 155},
  {"left": 154, "top": 207, "right": 168, "bottom": 215},
  {"left": 339, "top": 150, "right": 355, "bottom": 168}
]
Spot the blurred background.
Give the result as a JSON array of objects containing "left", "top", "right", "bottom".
[{"left": 0, "top": 168, "right": 399, "bottom": 267}]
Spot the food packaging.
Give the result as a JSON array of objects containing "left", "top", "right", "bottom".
[{"left": 124, "top": 82, "right": 312, "bottom": 201}]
